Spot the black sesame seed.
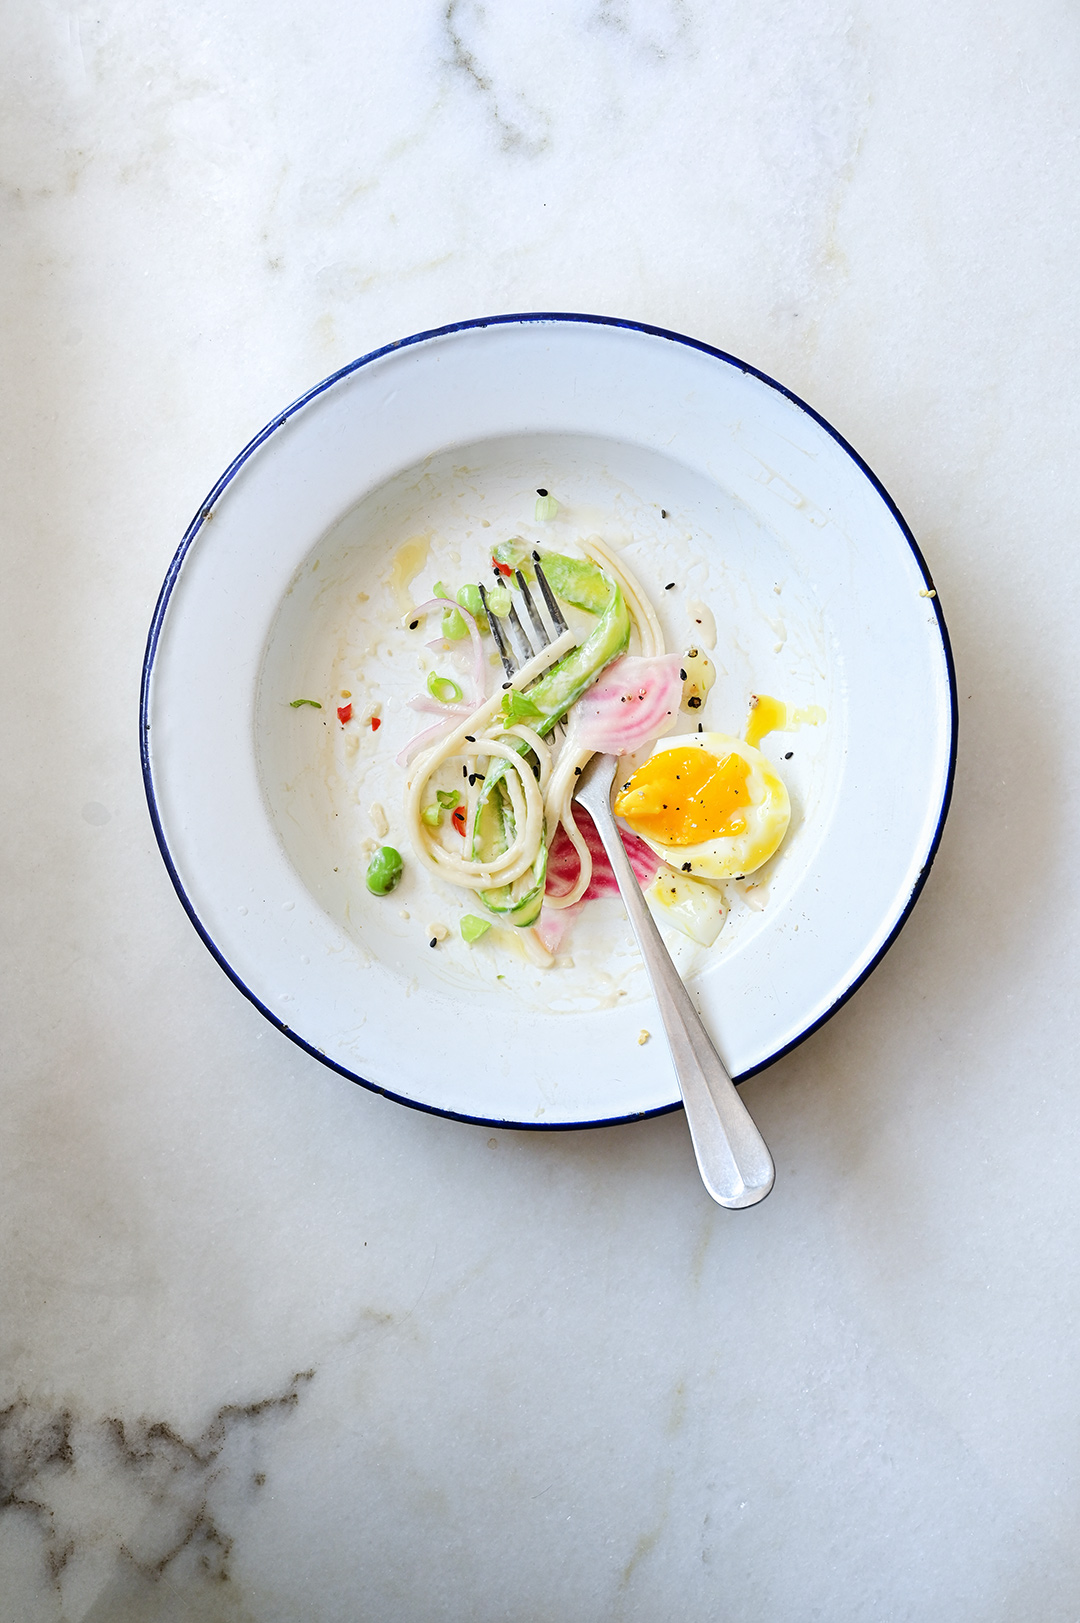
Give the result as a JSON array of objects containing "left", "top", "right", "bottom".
[
  {"left": 465, "top": 734, "right": 476, "bottom": 742},
  {"left": 408, "top": 619, "right": 419, "bottom": 629},
  {"left": 536, "top": 487, "right": 548, "bottom": 497},
  {"left": 502, "top": 681, "right": 512, "bottom": 689},
  {"left": 665, "top": 582, "right": 676, "bottom": 591},
  {"left": 682, "top": 862, "right": 692, "bottom": 872},
  {"left": 462, "top": 765, "right": 468, "bottom": 778},
  {"left": 688, "top": 696, "right": 702, "bottom": 709},
  {"left": 661, "top": 509, "right": 669, "bottom": 518},
  {"left": 429, "top": 937, "right": 438, "bottom": 948},
  {"left": 679, "top": 669, "right": 687, "bottom": 680},
  {"left": 785, "top": 751, "right": 793, "bottom": 759},
  {"left": 697, "top": 723, "right": 704, "bottom": 733},
  {"left": 574, "top": 766, "right": 582, "bottom": 775}
]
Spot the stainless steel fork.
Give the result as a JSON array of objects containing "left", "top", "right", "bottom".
[
  {"left": 484, "top": 562, "right": 775, "bottom": 1208},
  {"left": 574, "top": 756, "right": 775, "bottom": 1210}
]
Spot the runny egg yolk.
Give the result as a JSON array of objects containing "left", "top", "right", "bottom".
[{"left": 613, "top": 748, "right": 751, "bottom": 846}]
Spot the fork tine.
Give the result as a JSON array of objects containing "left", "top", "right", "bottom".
[
  {"left": 533, "top": 559, "right": 568, "bottom": 635},
  {"left": 482, "top": 570, "right": 568, "bottom": 738},
  {"left": 515, "top": 570, "right": 549, "bottom": 648},
  {"left": 478, "top": 582, "right": 517, "bottom": 678},
  {"left": 505, "top": 602, "right": 535, "bottom": 665}
]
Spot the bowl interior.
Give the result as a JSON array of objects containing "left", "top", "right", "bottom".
[{"left": 256, "top": 429, "right": 838, "bottom": 1012}]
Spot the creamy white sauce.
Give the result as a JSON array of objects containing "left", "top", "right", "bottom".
[{"left": 256, "top": 436, "right": 833, "bottom": 1016}]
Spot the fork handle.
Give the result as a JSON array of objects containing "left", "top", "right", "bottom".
[{"left": 588, "top": 802, "right": 775, "bottom": 1208}]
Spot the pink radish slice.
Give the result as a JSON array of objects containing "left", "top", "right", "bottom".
[
  {"left": 535, "top": 901, "right": 583, "bottom": 954},
  {"left": 564, "top": 653, "right": 683, "bottom": 756},
  {"left": 546, "top": 811, "right": 661, "bottom": 901}
]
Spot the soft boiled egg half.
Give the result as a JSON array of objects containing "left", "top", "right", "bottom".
[{"left": 613, "top": 732, "right": 790, "bottom": 880}]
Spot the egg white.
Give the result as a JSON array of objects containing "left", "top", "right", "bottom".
[{"left": 618, "top": 731, "right": 790, "bottom": 880}]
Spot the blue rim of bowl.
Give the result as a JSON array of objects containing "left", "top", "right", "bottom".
[{"left": 140, "top": 311, "right": 958, "bottom": 1132}]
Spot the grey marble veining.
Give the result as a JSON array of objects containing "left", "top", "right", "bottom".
[
  {"left": 2, "top": 1373, "right": 313, "bottom": 1618},
  {"left": 3, "top": 0, "right": 1080, "bottom": 1617}
]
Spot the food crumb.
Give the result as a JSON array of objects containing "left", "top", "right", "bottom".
[
  {"left": 638, "top": 1029, "right": 651, "bottom": 1046},
  {"left": 428, "top": 922, "right": 449, "bottom": 942},
  {"left": 399, "top": 910, "right": 410, "bottom": 920},
  {"left": 370, "top": 803, "right": 389, "bottom": 837},
  {"left": 919, "top": 587, "right": 937, "bottom": 598}
]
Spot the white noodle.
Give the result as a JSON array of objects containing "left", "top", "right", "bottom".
[
  {"left": 581, "top": 533, "right": 665, "bottom": 659},
  {"left": 402, "top": 541, "right": 666, "bottom": 929}
]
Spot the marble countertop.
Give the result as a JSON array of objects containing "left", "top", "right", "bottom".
[{"left": 4, "top": 1, "right": 1080, "bottom": 1618}]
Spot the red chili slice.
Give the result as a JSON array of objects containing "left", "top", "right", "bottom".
[
  {"left": 370, "top": 716, "right": 381, "bottom": 731},
  {"left": 451, "top": 805, "right": 467, "bottom": 835},
  {"left": 336, "top": 704, "right": 352, "bottom": 724}
]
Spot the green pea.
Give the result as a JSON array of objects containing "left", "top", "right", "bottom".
[
  {"left": 456, "top": 582, "right": 486, "bottom": 621},
  {"left": 366, "top": 846, "right": 403, "bottom": 896}
]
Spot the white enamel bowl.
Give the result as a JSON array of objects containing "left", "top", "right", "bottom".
[{"left": 141, "top": 315, "right": 956, "bottom": 1128}]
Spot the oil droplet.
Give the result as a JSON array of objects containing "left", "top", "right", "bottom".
[{"left": 387, "top": 534, "right": 432, "bottom": 613}]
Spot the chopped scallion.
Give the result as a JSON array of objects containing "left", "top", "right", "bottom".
[
  {"left": 427, "top": 673, "right": 463, "bottom": 704},
  {"left": 492, "top": 539, "right": 533, "bottom": 578},
  {"left": 460, "top": 915, "right": 492, "bottom": 944},
  {"left": 289, "top": 698, "right": 322, "bottom": 708},
  {"left": 501, "top": 690, "right": 543, "bottom": 724},
  {"left": 534, "top": 494, "right": 559, "bottom": 522}
]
